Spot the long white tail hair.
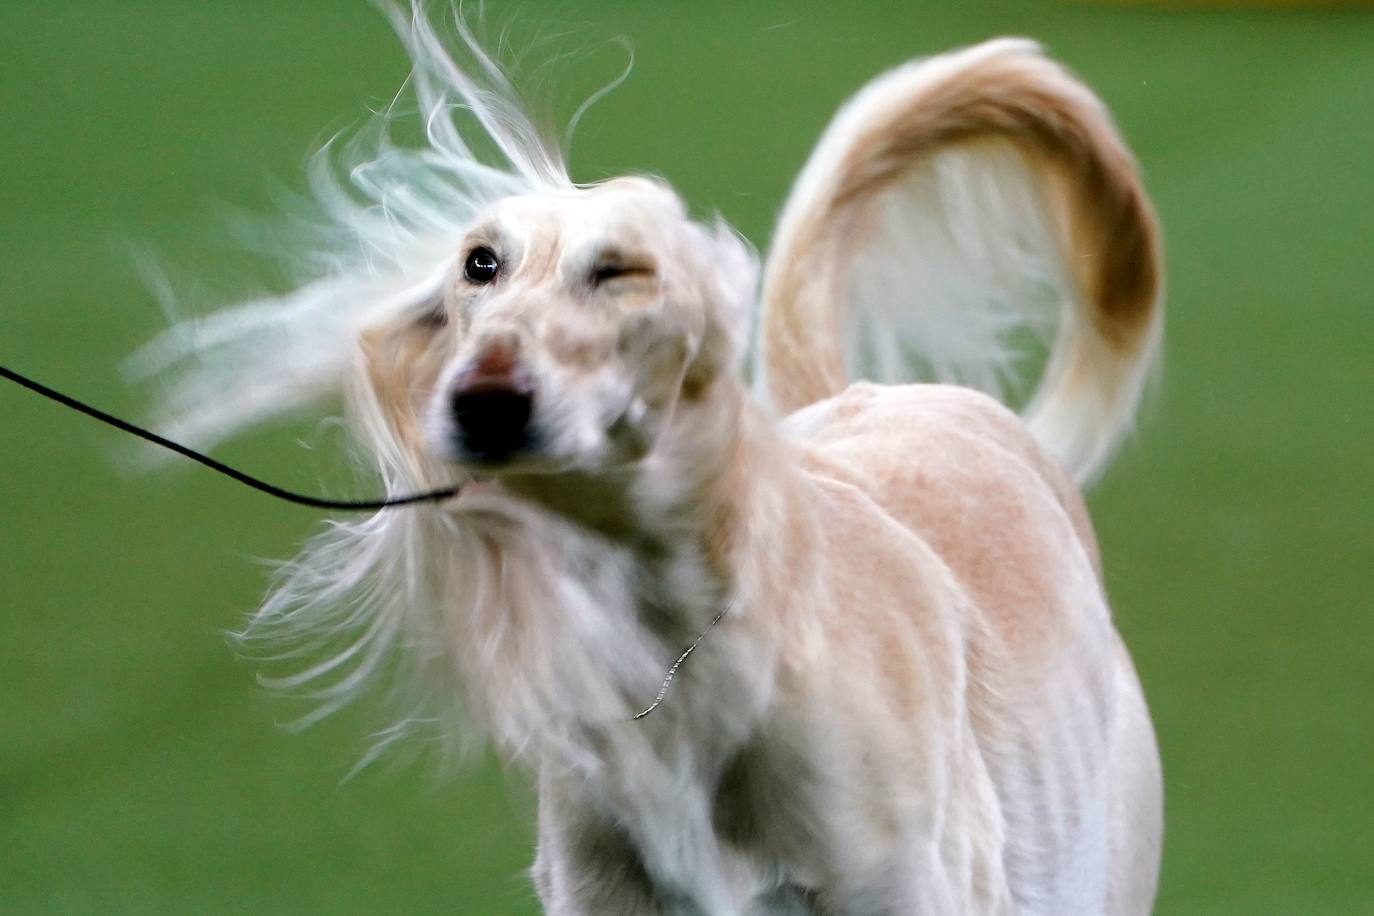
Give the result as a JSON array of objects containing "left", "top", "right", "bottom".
[{"left": 760, "top": 38, "right": 1163, "bottom": 485}]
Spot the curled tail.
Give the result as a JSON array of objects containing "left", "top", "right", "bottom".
[{"left": 759, "top": 38, "right": 1162, "bottom": 484}]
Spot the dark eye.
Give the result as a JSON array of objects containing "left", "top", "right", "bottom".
[
  {"left": 591, "top": 261, "right": 655, "bottom": 287},
  {"left": 463, "top": 246, "right": 500, "bottom": 284}
]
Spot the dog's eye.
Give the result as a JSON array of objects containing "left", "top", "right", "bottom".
[
  {"left": 591, "top": 261, "right": 655, "bottom": 287},
  {"left": 463, "top": 246, "right": 500, "bottom": 285}
]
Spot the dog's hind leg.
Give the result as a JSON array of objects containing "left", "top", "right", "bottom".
[{"left": 1103, "top": 637, "right": 1163, "bottom": 915}]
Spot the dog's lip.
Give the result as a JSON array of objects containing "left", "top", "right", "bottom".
[
  {"left": 443, "top": 441, "right": 585, "bottom": 478},
  {"left": 462, "top": 476, "right": 504, "bottom": 497}
]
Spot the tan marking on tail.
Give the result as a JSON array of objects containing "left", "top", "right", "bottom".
[{"left": 760, "top": 39, "right": 1163, "bottom": 482}]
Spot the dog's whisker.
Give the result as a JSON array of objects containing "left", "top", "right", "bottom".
[{"left": 631, "top": 607, "right": 728, "bottom": 721}]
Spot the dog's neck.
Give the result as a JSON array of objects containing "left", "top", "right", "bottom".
[
  {"left": 450, "top": 377, "right": 804, "bottom": 763},
  {"left": 504, "top": 377, "right": 749, "bottom": 604},
  {"left": 439, "top": 378, "right": 827, "bottom": 906}
]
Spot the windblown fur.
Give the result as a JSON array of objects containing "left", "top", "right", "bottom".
[
  {"left": 136, "top": 8, "right": 1163, "bottom": 913},
  {"left": 132, "top": 5, "right": 591, "bottom": 757}
]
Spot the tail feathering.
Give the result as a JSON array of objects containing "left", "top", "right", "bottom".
[{"left": 758, "top": 38, "right": 1162, "bottom": 484}]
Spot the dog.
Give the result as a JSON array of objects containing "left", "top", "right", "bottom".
[{"left": 139, "top": 7, "right": 1163, "bottom": 913}]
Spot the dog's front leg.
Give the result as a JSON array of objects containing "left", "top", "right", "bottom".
[
  {"left": 532, "top": 788, "right": 692, "bottom": 916},
  {"left": 531, "top": 821, "right": 657, "bottom": 915}
]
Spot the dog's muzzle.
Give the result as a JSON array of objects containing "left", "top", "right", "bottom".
[
  {"left": 447, "top": 340, "right": 538, "bottom": 462},
  {"left": 450, "top": 378, "right": 535, "bottom": 461}
]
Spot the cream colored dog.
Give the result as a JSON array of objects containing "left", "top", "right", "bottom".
[{"left": 141, "top": 9, "right": 1163, "bottom": 914}]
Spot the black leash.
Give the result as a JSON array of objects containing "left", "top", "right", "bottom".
[
  {"left": 0, "top": 363, "right": 459, "bottom": 511},
  {"left": 1, "top": 361, "right": 726, "bottom": 719}
]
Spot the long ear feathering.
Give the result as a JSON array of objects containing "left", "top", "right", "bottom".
[
  {"left": 129, "top": 2, "right": 573, "bottom": 453},
  {"left": 124, "top": 3, "right": 587, "bottom": 759},
  {"left": 759, "top": 38, "right": 1163, "bottom": 484}
]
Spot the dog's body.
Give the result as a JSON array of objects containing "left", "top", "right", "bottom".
[
  {"left": 529, "top": 384, "right": 1161, "bottom": 915},
  {"left": 141, "top": 11, "right": 1162, "bottom": 914}
]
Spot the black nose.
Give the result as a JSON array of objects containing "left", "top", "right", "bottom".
[{"left": 451, "top": 382, "right": 534, "bottom": 460}]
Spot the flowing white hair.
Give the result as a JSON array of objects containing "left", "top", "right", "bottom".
[
  {"left": 129, "top": 3, "right": 610, "bottom": 761},
  {"left": 133, "top": 2, "right": 571, "bottom": 450}
]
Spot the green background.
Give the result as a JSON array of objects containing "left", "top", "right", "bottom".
[{"left": 2, "top": 1, "right": 1371, "bottom": 912}]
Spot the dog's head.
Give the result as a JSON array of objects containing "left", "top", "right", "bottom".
[{"left": 359, "top": 176, "right": 756, "bottom": 483}]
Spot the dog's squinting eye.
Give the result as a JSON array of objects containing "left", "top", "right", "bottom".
[
  {"left": 591, "top": 262, "right": 655, "bottom": 287},
  {"left": 463, "top": 246, "right": 500, "bottom": 284}
]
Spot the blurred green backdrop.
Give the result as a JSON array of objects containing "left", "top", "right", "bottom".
[{"left": 2, "top": 1, "right": 1372, "bottom": 913}]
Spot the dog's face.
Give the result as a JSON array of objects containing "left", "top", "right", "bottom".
[{"left": 360, "top": 177, "right": 755, "bottom": 482}]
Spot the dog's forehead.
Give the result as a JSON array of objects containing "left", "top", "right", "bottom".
[{"left": 488, "top": 178, "right": 686, "bottom": 247}]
